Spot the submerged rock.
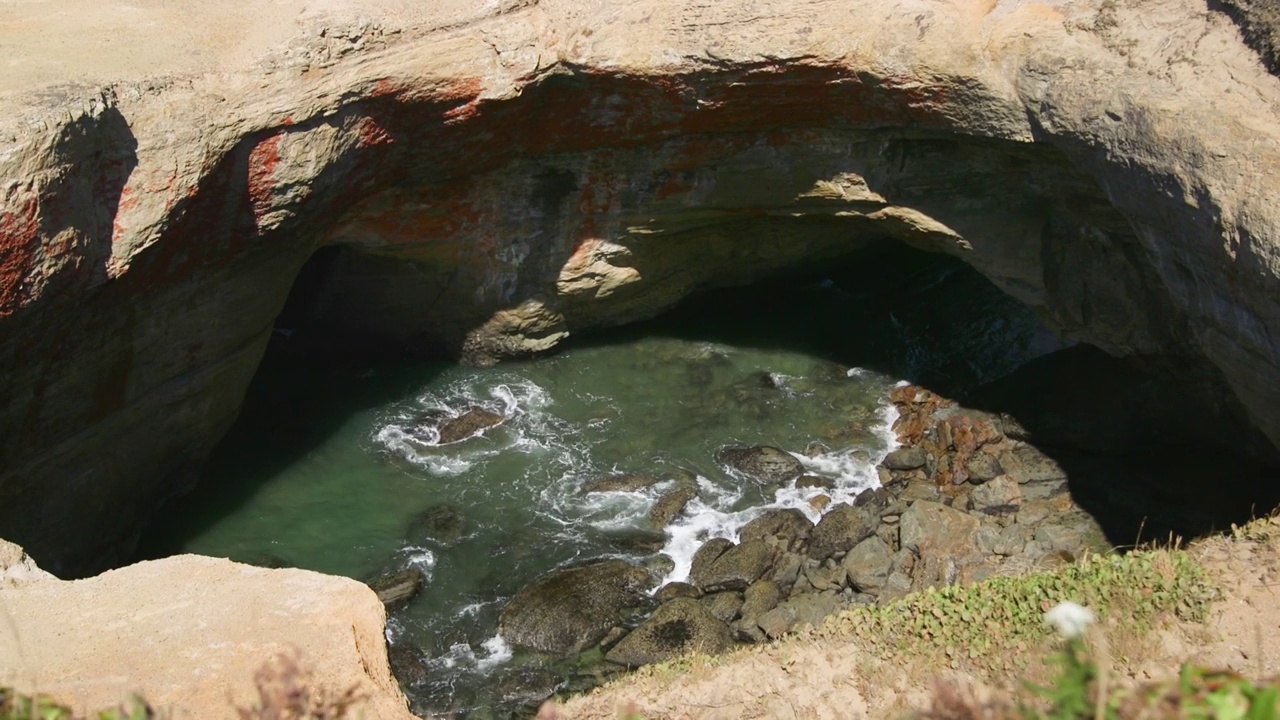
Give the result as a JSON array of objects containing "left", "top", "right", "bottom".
[
  {"left": 581, "top": 473, "right": 662, "bottom": 493},
  {"left": 605, "top": 598, "right": 733, "bottom": 667},
  {"left": 367, "top": 569, "right": 425, "bottom": 607},
  {"left": 715, "top": 446, "right": 804, "bottom": 484},
  {"left": 498, "top": 560, "right": 652, "bottom": 655},
  {"left": 406, "top": 504, "right": 467, "bottom": 545},
  {"left": 436, "top": 407, "right": 504, "bottom": 444}
]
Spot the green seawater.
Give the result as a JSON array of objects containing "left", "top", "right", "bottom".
[{"left": 140, "top": 251, "right": 1062, "bottom": 717}]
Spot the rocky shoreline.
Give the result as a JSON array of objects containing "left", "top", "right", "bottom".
[{"left": 390, "top": 384, "right": 1111, "bottom": 714}]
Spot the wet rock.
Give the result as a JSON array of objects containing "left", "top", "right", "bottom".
[
  {"left": 605, "top": 598, "right": 733, "bottom": 667},
  {"left": 498, "top": 560, "right": 652, "bottom": 655},
  {"left": 809, "top": 494, "right": 832, "bottom": 512},
  {"left": 740, "top": 508, "right": 812, "bottom": 551},
  {"left": 581, "top": 473, "right": 661, "bottom": 494},
  {"left": 899, "top": 501, "right": 980, "bottom": 557},
  {"left": 882, "top": 446, "right": 928, "bottom": 471},
  {"left": 692, "top": 539, "right": 775, "bottom": 592},
  {"left": 797, "top": 474, "right": 836, "bottom": 489},
  {"left": 244, "top": 553, "right": 291, "bottom": 569},
  {"left": 964, "top": 452, "right": 1005, "bottom": 483},
  {"left": 436, "top": 407, "right": 504, "bottom": 444},
  {"left": 807, "top": 503, "right": 876, "bottom": 561},
  {"left": 406, "top": 504, "right": 467, "bottom": 545},
  {"left": 803, "top": 442, "right": 831, "bottom": 458},
  {"left": 604, "top": 527, "right": 668, "bottom": 555},
  {"left": 367, "top": 569, "right": 424, "bottom": 608},
  {"left": 643, "top": 554, "right": 676, "bottom": 579},
  {"left": 699, "top": 591, "right": 744, "bottom": 623},
  {"left": 654, "top": 582, "right": 702, "bottom": 603},
  {"left": 387, "top": 643, "right": 429, "bottom": 687},
  {"left": 688, "top": 538, "right": 734, "bottom": 581},
  {"left": 715, "top": 446, "right": 804, "bottom": 484},
  {"left": 756, "top": 592, "right": 845, "bottom": 639},
  {"left": 842, "top": 536, "right": 893, "bottom": 593},
  {"left": 648, "top": 483, "right": 698, "bottom": 528}
]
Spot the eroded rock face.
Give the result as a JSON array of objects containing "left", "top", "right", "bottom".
[
  {"left": 1, "top": 0, "right": 1279, "bottom": 575},
  {"left": 0, "top": 547, "right": 413, "bottom": 720}
]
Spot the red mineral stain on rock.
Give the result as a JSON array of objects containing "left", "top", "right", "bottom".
[
  {"left": 0, "top": 193, "right": 41, "bottom": 318},
  {"left": 354, "top": 115, "right": 395, "bottom": 148},
  {"left": 247, "top": 133, "right": 284, "bottom": 225}
]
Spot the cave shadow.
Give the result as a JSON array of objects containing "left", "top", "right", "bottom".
[
  {"left": 565, "top": 240, "right": 1280, "bottom": 549},
  {"left": 135, "top": 247, "right": 451, "bottom": 561}
]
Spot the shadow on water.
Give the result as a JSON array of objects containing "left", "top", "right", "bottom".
[
  {"left": 570, "top": 240, "right": 1280, "bottom": 549},
  {"left": 136, "top": 248, "right": 450, "bottom": 562}
]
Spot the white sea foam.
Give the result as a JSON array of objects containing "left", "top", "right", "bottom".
[
  {"left": 478, "top": 635, "right": 512, "bottom": 670},
  {"left": 656, "top": 383, "right": 901, "bottom": 585}
]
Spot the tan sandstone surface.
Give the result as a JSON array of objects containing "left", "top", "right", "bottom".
[{"left": 0, "top": 540, "right": 414, "bottom": 719}]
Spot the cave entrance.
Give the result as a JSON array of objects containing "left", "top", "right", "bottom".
[{"left": 137, "top": 237, "right": 1278, "bottom": 718}]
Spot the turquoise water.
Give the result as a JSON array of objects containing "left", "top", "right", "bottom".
[{"left": 140, "top": 249, "right": 1063, "bottom": 717}]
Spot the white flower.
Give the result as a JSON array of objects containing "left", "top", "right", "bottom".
[{"left": 1044, "top": 601, "right": 1095, "bottom": 639}]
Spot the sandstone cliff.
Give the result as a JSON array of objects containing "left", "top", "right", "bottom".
[
  {"left": 0, "top": 539, "right": 414, "bottom": 720},
  {"left": 0, "top": 0, "right": 1278, "bottom": 575}
]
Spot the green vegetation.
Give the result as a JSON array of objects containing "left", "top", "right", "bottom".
[
  {"left": 0, "top": 689, "right": 151, "bottom": 720},
  {"left": 814, "top": 550, "right": 1218, "bottom": 675}
]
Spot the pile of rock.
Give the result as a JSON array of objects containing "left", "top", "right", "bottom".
[{"left": 496, "top": 385, "right": 1110, "bottom": 668}]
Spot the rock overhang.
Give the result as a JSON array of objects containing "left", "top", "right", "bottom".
[{"left": 0, "top": 0, "right": 1278, "bottom": 576}]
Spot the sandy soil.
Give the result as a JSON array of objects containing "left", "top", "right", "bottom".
[{"left": 557, "top": 520, "right": 1280, "bottom": 719}]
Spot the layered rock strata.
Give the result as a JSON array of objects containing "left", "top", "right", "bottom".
[{"left": 1, "top": 0, "right": 1279, "bottom": 574}]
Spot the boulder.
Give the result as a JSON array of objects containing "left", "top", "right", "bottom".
[
  {"left": 648, "top": 483, "right": 698, "bottom": 528},
  {"left": 0, "top": 552, "right": 413, "bottom": 719},
  {"left": 768, "top": 551, "right": 804, "bottom": 590},
  {"left": 406, "top": 504, "right": 467, "bottom": 545},
  {"left": 756, "top": 592, "right": 845, "bottom": 639},
  {"left": 739, "top": 579, "right": 782, "bottom": 620},
  {"left": 841, "top": 536, "right": 893, "bottom": 593},
  {"left": 740, "top": 508, "right": 813, "bottom": 551},
  {"left": 367, "top": 569, "right": 424, "bottom": 608},
  {"left": 654, "top": 582, "right": 702, "bottom": 603},
  {"left": 899, "top": 501, "right": 981, "bottom": 558},
  {"left": 605, "top": 599, "right": 733, "bottom": 667},
  {"left": 435, "top": 407, "right": 504, "bottom": 444},
  {"left": 964, "top": 452, "right": 1005, "bottom": 483},
  {"left": 498, "top": 560, "right": 652, "bottom": 655},
  {"left": 581, "top": 473, "right": 662, "bottom": 494},
  {"left": 999, "top": 444, "right": 1068, "bottom": 484},
  {"left": 690, "top": 539, "right": 775, "bottom": 592},
  {"left": 699, "top": 591, "right": 745, "bottom": 623},
  {"left": 715, "top": 446, "right": 804, "bottom": 484},
  {"left": 970, "top": 475, "right": 1022, "bottom": 514},
  {"left": 796, "top": 475, "right": 836, "bottom": 490},
  {"left": 882, "top": 447, "right": 928, "bottom": 471},
  {"left": 688, "top": 538, "right": 734, "bottom": 581},
  {"left": 807, "top": 503, "right": 877, "bottom": 561}
]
